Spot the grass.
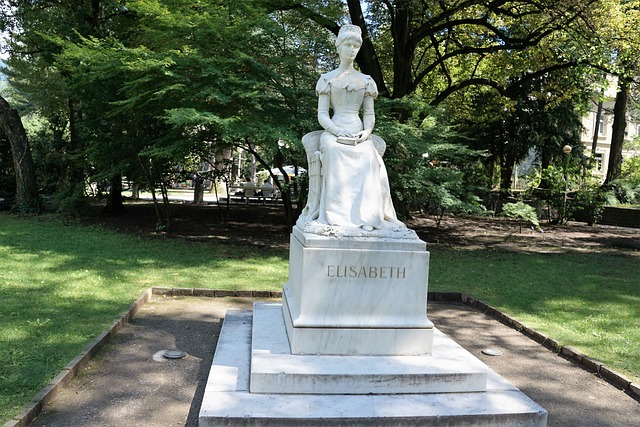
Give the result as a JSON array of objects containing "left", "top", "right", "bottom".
[
  {"left": 1, "top": 212, "right": 639, "bottom": 423},
  {"left": 429, "top": 247, "right": 640, "bottom": 384},
  {"left": 0, "top": 214, "right": 288, "bottom": 423}
]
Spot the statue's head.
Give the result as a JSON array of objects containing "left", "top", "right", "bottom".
[{"left": 335, "top": 24, "right": 362, "bottom": 48}]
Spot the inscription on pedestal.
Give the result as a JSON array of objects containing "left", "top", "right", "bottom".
[{"left": 327, "top": 265, "right": 407, "bottom": 279}]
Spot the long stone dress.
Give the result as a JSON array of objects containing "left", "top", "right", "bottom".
[{"left": 314, "top": 69, "right": 403, "bottom": 230}]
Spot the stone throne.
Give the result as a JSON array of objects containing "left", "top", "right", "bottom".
[{"left": 300, "top": 130, "right": 388, "bottom": 222}]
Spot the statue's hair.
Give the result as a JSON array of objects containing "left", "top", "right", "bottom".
[{"left": 335, "top": 24, "right": 362, "bottom": 47}]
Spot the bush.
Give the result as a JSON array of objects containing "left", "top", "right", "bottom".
[
  {"left": 607, "top": 179, "right": 638, "bottom": 205},
  {"left": 420, "top": 166, "right": 486, "bottom": 226},
  {"left": 375, "top": 97, "right": 488, "bottom": 221},
  {"left": 502, "top": 201, "right": 540, "bottom": 232},
  {"left": 572, "top": 180, "right": 610, "bottom": 226}
]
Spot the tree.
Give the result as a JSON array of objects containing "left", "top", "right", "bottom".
[
  {"left": 44, "top": 1, "right": 326, "bottom": 227},
  {"left": 564, "top": 0, "right": 640, "bottom": 184},
  {"left": 0, "top": 94, "right": 39, "bottom": 211},
  {"left": 3, "top": 0, "right": 631, "bottom": 225},
  {"left": 277, "top": 0, "right": 597, "bottom": 105},
  {"left": 455, "top": 68, "right": 587, "bottom": 191},
  {"left": 605, "top": 78, "right": 631, "bottom": 185},
  {"left": 1, "top": 0, "right": 135, "bottom": 211}
]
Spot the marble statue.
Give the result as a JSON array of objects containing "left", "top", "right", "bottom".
[{"left": 297, "top": 24, "right": 414, "bottom": 239}]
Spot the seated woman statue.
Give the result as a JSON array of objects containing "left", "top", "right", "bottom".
[{"left": 297, "top": 24, "right": 409, "bottom": 237}]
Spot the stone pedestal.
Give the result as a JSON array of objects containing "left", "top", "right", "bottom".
[
  {"left": 199, "top": 307, "right": 548, "bottom": 427},
  {"left": 283, "top": 227, "right": 433, "bottom": 355},
  {"left": 252, "top": 304, "right": 487, "bottom": 395},
  {"left": 199, "top": 226, "right": 548, "bottom": 426}
]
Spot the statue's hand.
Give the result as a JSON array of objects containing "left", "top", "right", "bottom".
[{"left": 356, "top": 130, "right": 372, "bottom": 143}]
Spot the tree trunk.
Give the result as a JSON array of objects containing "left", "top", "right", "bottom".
[
  {"left": 68, "top": 99, "right": 86, "bottom": 194},
  {"left": 193, "top": 176, "right": 204, "bottom": 204},
  {"left": 389, "top": 1, "right": 413, "bottom": 99},
  {"left": 500, "top": 156, "right": 515, "bottom": 192},
  {"left": 591, "top": 98, "right": 603, "bottom": 155},
  {"left": 0, "top": 95, "right": 39, "bottom": 212},
  {"left": 536, "top": 148, "right": 553, "bottom": 190},
  {"left": 105, "top": 174, "right": 124, "bottom": 212},
  {"left": 347, "top": 0, "right": 389, "bottom": 97},
  {"left": 131, "top": 182, "right": 140, "bottom": 200},
  {"left": 604, "top": 79, "right": 629, "bottom": 185}
]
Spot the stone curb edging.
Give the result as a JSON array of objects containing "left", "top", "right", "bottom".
[
  {"left": 151, "top": 287, "right": 283, "bottom": 299},
  {"left": 453, "top": 292, "right": 639, "bottom": 403},
  {"left": 3, "top": 288, "right": 637, "bottom": 427}
]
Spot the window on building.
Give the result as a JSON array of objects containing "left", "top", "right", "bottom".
[
  {"left": 597, "top": 116, "right": 605, "bottom": 135},
  {"left": 594, "top": 153, "right": 603, "bottom": 171}
]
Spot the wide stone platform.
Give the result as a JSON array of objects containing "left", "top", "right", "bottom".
[{"left": 199, "top": 306, "right": 548, "bottom": 427}]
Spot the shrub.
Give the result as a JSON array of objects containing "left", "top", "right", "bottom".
[
  {"left": 572, "top": 180, "right": 610, "bottom": 226},
  {"left": 608, "top": 179, "right": 638, "bottom": 205},
  {"left": 502, "top": 201, "right": 540, "bottom": 232}
]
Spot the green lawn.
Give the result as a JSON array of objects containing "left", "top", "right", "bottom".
[
  {"left": 429, "top": 247, "right": 640, "bottom": 384},
  {"left": 1, "top": 212, "right": 639, "bottom": 423},
  {"left": 0, "top": 214, "right": 288, "bottom": 423}
]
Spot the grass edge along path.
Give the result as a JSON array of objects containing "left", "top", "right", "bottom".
[
  {"left": 428, "top": 246, "right": 640, "bottom": 385},
  {"left": 1, "top": 213, "right": 639, "bottom": 423}
]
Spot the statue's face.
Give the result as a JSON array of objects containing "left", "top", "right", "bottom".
[{"left": 337, "top": 38, "right": 361, "bottom": 64}]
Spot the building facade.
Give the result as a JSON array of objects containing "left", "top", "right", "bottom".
[{"left": 580, "top": 79, "right": 640, "bottom": 180}]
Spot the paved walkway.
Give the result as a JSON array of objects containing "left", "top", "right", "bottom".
[{"left": 27, "top": 297, "right": 639, "bottom": 427}]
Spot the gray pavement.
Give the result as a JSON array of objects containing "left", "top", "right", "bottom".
[{"left": 27, "top": 296, "right": 640, "bottom": 427}]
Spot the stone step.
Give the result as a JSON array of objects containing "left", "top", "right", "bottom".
[
  {"left": 199, "top": 309, "right": 548, "bottom": 427},
  {"left": 251, "top": 303, "right": 486, "bottom": 394}
]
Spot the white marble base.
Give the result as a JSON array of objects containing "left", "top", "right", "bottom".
[
  {"left": 282, "top": 293, "right": 433, "bottom": 355},
  {"left": 284, "top": 226, "right": 433, "bottom": 355},
  {"left": 251, "top": 303, "right": 485, "bottom": 394},
  {"left": 199, "top": 309, "right": 548, "bottom": 427}
]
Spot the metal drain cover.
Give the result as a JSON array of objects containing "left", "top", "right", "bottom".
[
  {"left": 481, "top": 348, "right": 503, "bottom": 356},
  {"left": 163, "top": 349, "right": 187, "bottom": 359}
]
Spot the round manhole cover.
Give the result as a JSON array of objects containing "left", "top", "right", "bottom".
[
  {"left": 163, "top": 349, "right": 187, "bottom": 359},
  {"left": 481, "top": 348, "right": 503, "bottom": 356}
]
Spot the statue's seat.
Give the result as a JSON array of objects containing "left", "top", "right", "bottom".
[{"left": 300, "top": 131, "right": 387, "bottom": 220}]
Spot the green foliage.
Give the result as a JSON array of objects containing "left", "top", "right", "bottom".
[
  {"left": 572, "top": 179, "right": 609, "bottom": 226},
  {"left": 502, "top": 202, "right": 540, "bottom": 232},
  {"left": 613, "top": 156, "right": 640, "bottom": 205},
  {"left": 452, "top": 69, "right": 588, "bottom": 191},
  {"left": 376, "top": 97, "right": 488, "bottom": 222},
  {"left": 607, "top": 179, "right": 638, "bottom": 205},
  {"left": 1, "top": 0, "right": 637, "bottom": 223},
  {"left": 621, "top": 155, "right": 640, "bottom": 185},
  {"left": 419, "top": 162, "right": 487, "bottom": 227}
]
